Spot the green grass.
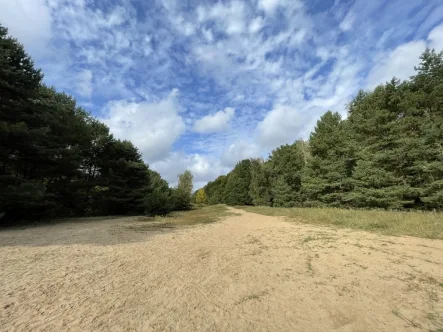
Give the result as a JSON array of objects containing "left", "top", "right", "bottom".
[
  {"left": 239, "top": 206, "right": 443, "bottom": 239},
  {"left": 127, "top": 205, "right": 238, "bottom": 232}
]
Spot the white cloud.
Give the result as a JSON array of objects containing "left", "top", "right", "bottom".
[
  {"left": 428, "top": 24, "right": 443, "bottom": 51},
  {"left": 0, "top": 0, "right": 52, "bottom": 59},
  {"left": 193, "top": 107, "right": 235, "bottom": 133},
  {"left": 151, "top": 152, "right": 229, "bottom": 187},
  {"left": 101, "top": 89, "right": 185, "bottom": 162},
  {"left": 201, "top": 28, "right": 214, "bottom": 42},
  {"left": 249, "top": 17, "right": 264, "bottom": 34},
  {"left": 198, "top": 1, "right": 247, "bottom": 35},
  {"left": 258, "top": 0, "right": 281, "bottom": 14},
  {"left": 256, "top": 105, "right": 307, "bottom": 149},
  {"left": 221, "top": 141, "right": 261, "bottom": 167},
  {"left": 339, "top": 11, "right": 355, "bottom": 32},
  {"left": 366, "top": 41, "right": 427, "bottom": 88}
]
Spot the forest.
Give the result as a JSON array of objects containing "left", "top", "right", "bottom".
[
  {"left": 203, "top": 49, "right": 443, "bottom": 211},
  {"left": 0, "top": 25, "right": 194, "bottom": 224}
]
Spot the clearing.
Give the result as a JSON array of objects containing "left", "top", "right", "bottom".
[{"left": 1, "top": 207, "right": 443, "bottom": 331}]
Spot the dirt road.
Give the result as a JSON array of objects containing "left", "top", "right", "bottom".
[{"left": 1, "top": 208, "right": 443, "bottom": 331}]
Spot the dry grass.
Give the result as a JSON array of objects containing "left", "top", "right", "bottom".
[
  {"left": 127, "top": 205, "right": 238, "bottom": 232},
  {"left": 239, "top": 206, "right": 443, "bottom": 239}
]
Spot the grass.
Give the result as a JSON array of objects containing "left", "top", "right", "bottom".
[
  {"left": 127, "top": 205, "right": 238, "bottom": 232},
  {"left": 239, "top": 206, "right": 443, "bottom": 240}
]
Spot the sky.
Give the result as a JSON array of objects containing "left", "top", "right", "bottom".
[{"left": 1, "top": 0, "right": 443, "bottom": 189}]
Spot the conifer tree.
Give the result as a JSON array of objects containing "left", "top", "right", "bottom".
[
  {"left": 347, "top": 81, "right": 415, "bottom": 209},
  {"left": 409, "top": 49, "right": 443, "bottom": 209},
  {"left": 145, "top": 170, "right": 173, "bottom": 215},
  {"left": 302, "top": 112, "right": 354, "bottom": 206},
  {"left": 272, "top": 176, "right": 296, "bottom": 207},
  {"left": 268, "top": 140, "right": 309, "bottom": 206}
]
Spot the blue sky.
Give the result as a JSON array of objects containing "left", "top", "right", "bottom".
[{"left": 1, "top": 0, "right": 443, "bottom": 188}]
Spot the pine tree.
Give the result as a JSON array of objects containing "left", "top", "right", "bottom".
[
  {"left": 268, "top": 140, "right": 309, "bottom": 206},
  {"left": 346, "top": 81, "right": 415, "bottom": 209},
  {"left": 0, "top": 25, "right": 48, "bottom": 220},
  {"left": 98, "top": 140, "right": 150, "bottom": 215},
  {"left": 144, "top": 170, "right": 173, "bottom": 215},
  {"left": 272, "top": 176, "right": 296, "bottom": 207},
  {"left": 302, "top": 112, "right": 354, "bottom": 206},
  {"left": 409, "top": 49, "right": 443, "bottom": 209}
]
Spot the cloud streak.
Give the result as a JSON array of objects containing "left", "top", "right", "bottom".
[{"left": 194, "top": 107, "right": 235, "bottom": 133}]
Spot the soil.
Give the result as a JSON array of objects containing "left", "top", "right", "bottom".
[{"left": 1, "top": 208, "right": 442, "bottom": 331}]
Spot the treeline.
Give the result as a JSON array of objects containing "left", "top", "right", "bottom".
[
  {"left": 203, "top": 49, "right": 443, "bottom": 210},
  {"left": 0, "top": 25, "right": 193, "bottom": 223}
]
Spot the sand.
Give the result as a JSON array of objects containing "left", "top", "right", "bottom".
[{"left": 1, "top": 207, "right": 442, "bottom": 331}]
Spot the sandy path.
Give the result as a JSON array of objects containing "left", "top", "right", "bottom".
[{"left": 1, "top": 208, "right": 443, "bottom": 331}]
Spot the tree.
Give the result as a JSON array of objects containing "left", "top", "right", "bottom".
[
  {"left": 0, "top": 23, "right": 181, "bottom": 223},
  {"left": 174, "top": 170, "right": 193, "bottom": 210},
  {"left": 268, "top": 140, "right": 309, "bottom": 206},
  {"left": 0, "top": 25, "right": 48, "bottom": 220},
  {"left": 271, "top": 176, "right": 296, "bottom": 207},
  {"left": 249, "top": 159, "right": 271, "bottom": 206},
  {"left": 195, "top": 188, "right": 208, "bottom": 204},
  {"left": 301, "top": 112, "right": 355, "bottom": 207},
  {"left": 145, "top": 170, "right": 173, "bottom": 215},
  {"left": 346, "top": 81, "right": 416, "bottom": 209},
  {"left": 224, "top": 160, "right": 252, "bottom": 206},
  {"left": 409, "top": 49, "right": 443, "bottom": 209},
  {"left": 98, "top": 140, "right": 150, "bottom": 215},
  {"left": 205, "top": 175, "right": 227, "bottom": 204}
]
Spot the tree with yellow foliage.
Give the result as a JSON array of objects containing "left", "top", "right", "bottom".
[{"left": 195, "top": 188, "right": 208, "bottom": 204}]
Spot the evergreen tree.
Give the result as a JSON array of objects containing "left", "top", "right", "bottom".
[
  {"left": 302, "top": 112, "right": 354, "bottom": 207},
  {"left": 409, "top": 49, "right": 443, "bottom": 209},
  {"left": 272, "top": 176, "right": 296, "bottom": 207},
  {"left": 268, "top": 140, "right": 309, "bottom": 206},
  {"left": 347, "top": 81, "right": 416, "bottom": 209},
  {"left": 99, "top": 140, "right": 150, "bottom": 215},
  {"left": 145, "top": 170, "right": 173, "bottom": 215},
  {"left": 0, "top": 25, "right": 48, "bottom": 220}
]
